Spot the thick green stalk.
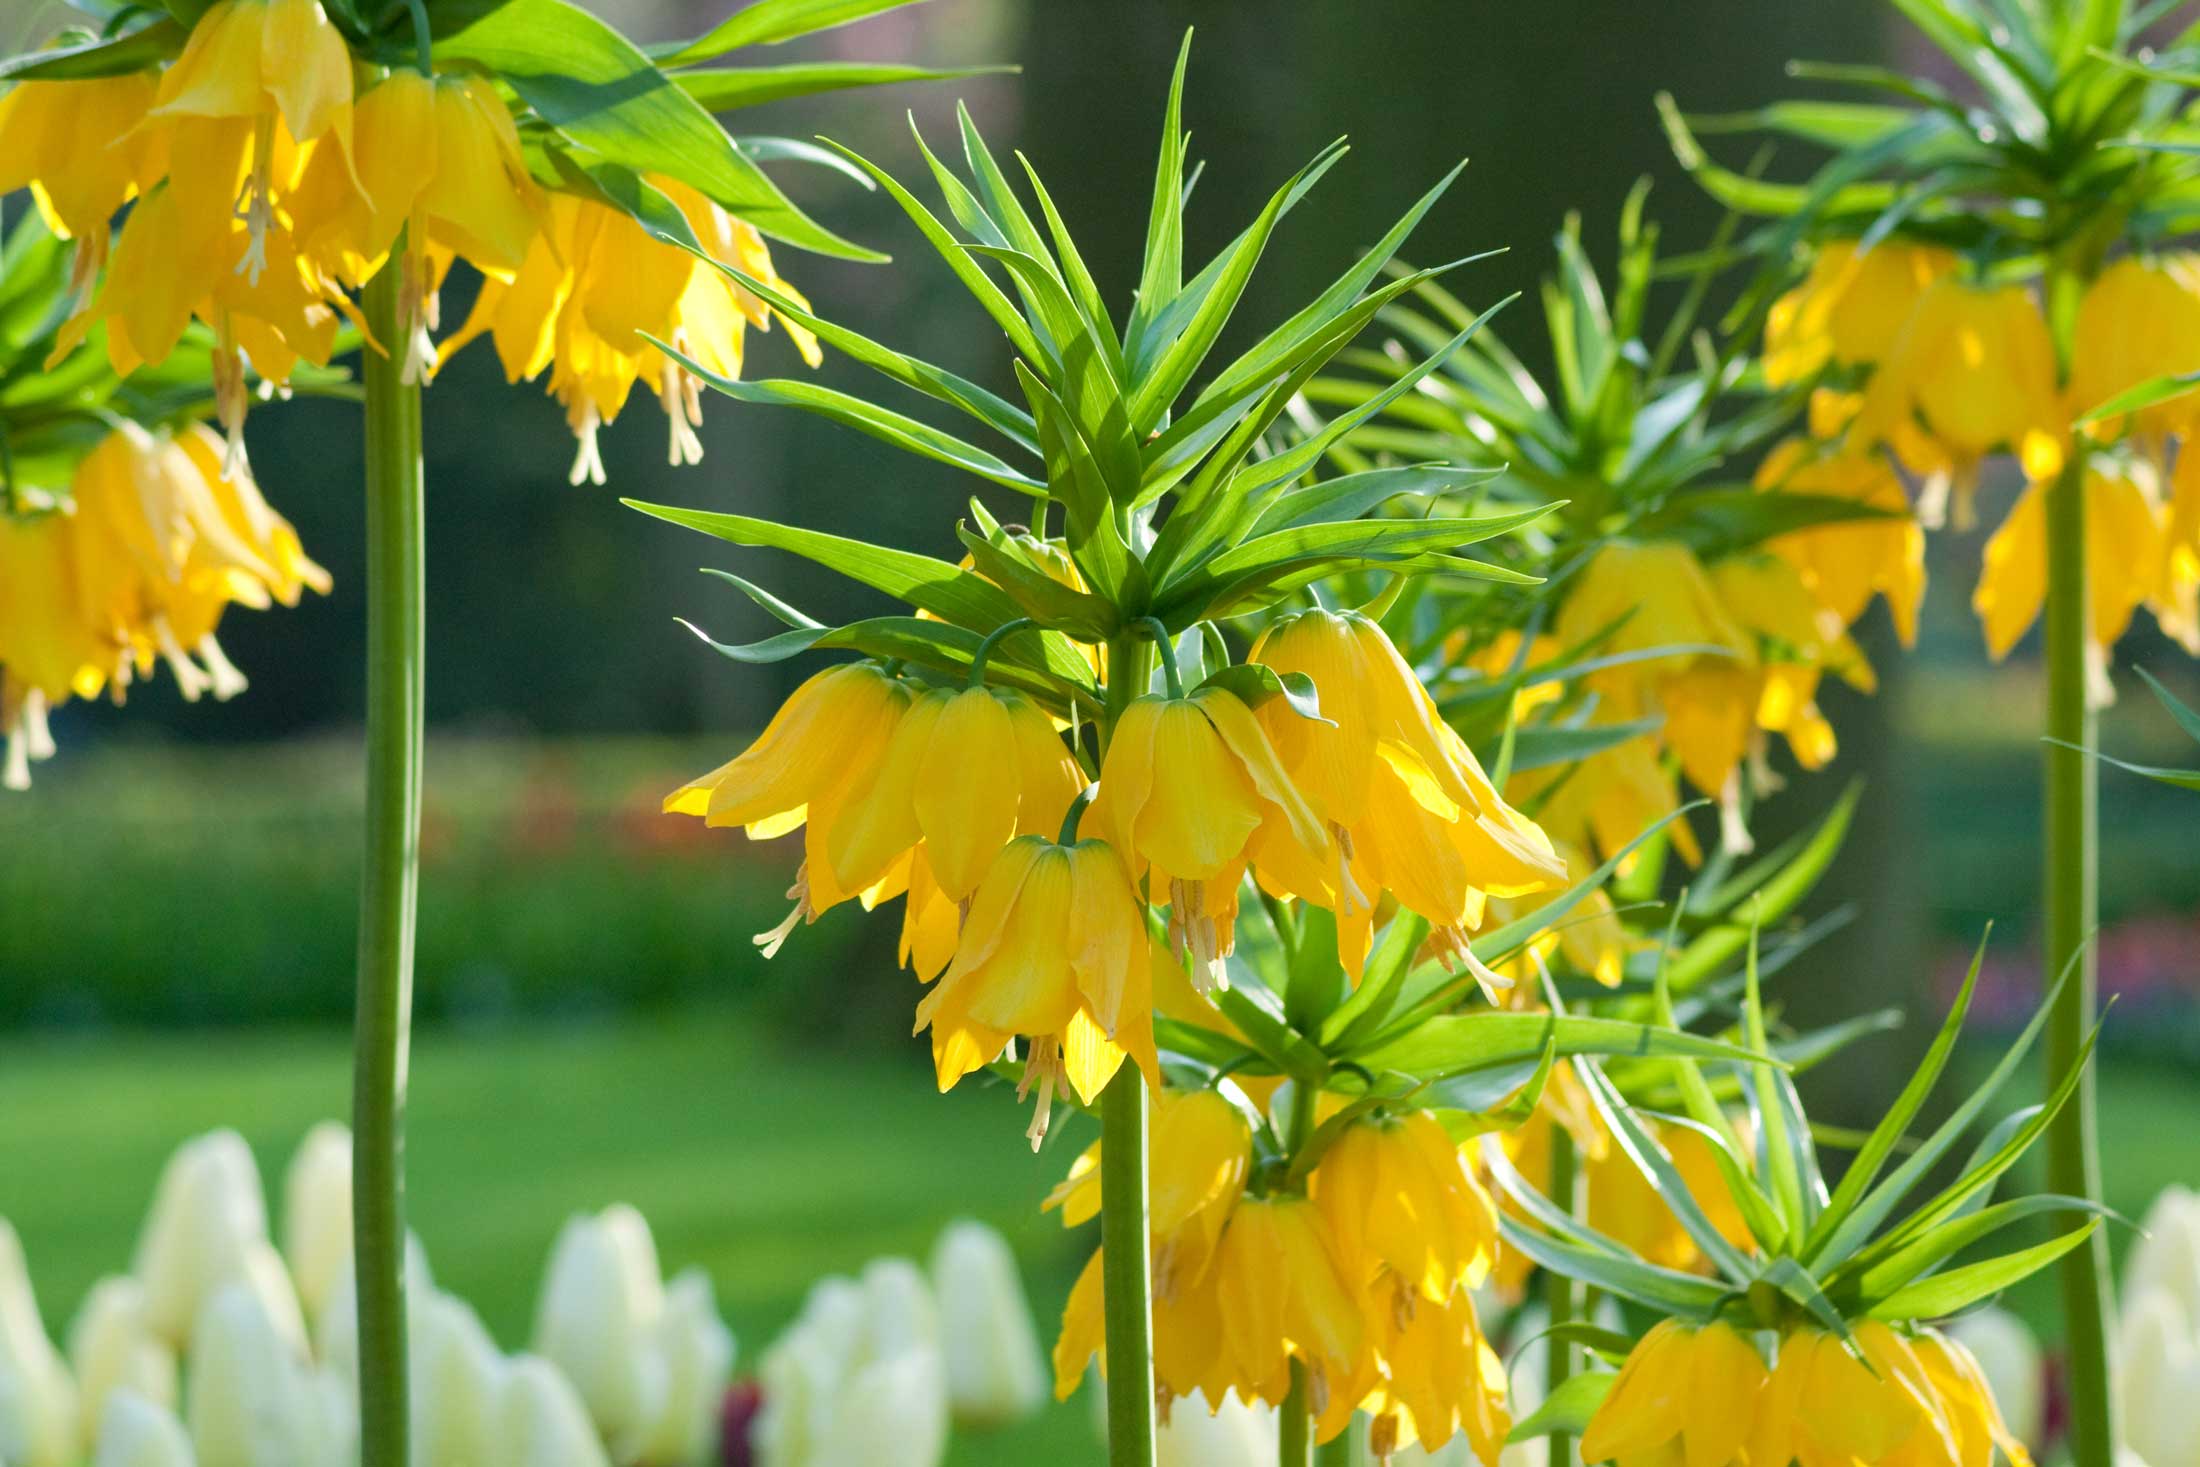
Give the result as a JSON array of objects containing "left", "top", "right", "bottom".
[
  {"left": 1545, "top": 1128, "right": 1582, "bottom": 1467},
  {"left": 1099, "top": 631, "right": 1157, "bottom": 1467},
  {"left": 2043, "top": 450, "right": 2116, "bottom": 1467},
  {"left": 1279, "top": 1080, "right": 1321, "bottom": 1467},
  {"left": 355, "top": 258, "right": 424, "bottom": 1467}
]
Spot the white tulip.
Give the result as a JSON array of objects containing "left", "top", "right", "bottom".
[
  {"left": 2119, "top": 1287, "right": 2200, "bottom": 1467},
  {"left": 927, "top": 1221, "right": 1044, "bottom": 1428},
  {"left": 413, "top": 1293, "right": 508, "bottom": 1467},
  {"left": 281, "top": 1126, "right": 353, "bottom": 1330},
  {"left": 1156, "top": 1392, "right": 1275, "bottom": 1467},
  {"left": 2127, "top": 1186, "right": 2200, "bottom": 1329},
  {"left": 1945, "top": 1306, "right": 2044, "bottom": 1448},
  {"left": 812, "top": 1351, "right": 947, "bottom": 1467},
  {"left": 855, "top": 1260, "right": 938, "bottom": 1361},
  {"left": 132, "top": 1133, "right": 269, "bottom": 1348},
  {"left": 532, "top": 1206, "right": 669, "bottom": 1456},
  {"left": 0, "top": 1221, "right": 79, "bottom": 1467},
  {"left": 92, "top": 1390, "right": 195, "bottom": 1467},
  {"left": 316, "top": 1232, "right": 434, "bottom": 1387},
  {"left": 754, "top": 1265, "right": 947, "bottom": 1467},
  {"left": 502, "top": 1356, "right": 611, "bottom": 1467},
  {"left": 186, "top": 1281, "right": 346, "bottom": 1467},
  {"left": 68, "top": 1278, "right": 176, "bottom": 1442},
  {"left": 631, "top": 1271, "right": 734, "bottom": 1467}
]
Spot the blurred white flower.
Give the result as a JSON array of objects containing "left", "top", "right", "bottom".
[
  {"left": 2127, "top": 1186, "right": 2200, "bottom": 1327},
  {"left": 280, "top": 1125, "right": 352, "bottom": 1330},
  {"left": 91, "top": 1390, "right": 195, "bottom": 1467},
  {"left": 2119, "top": 1286, "right": 2200, "bottom": 1467},
  {"left": 1155, "top": 1391, "right": 1274, "bottom": 1466},
  {"left": 503, "top": 1355, "right": 612, "bottom": 1467},
  {"left": 68, "top": 1278, "right": 177, "bottom": 1443},
  {"left": 631, "top": 1271, "right": 734, "bottom": 1467},
  {"left": 414, "top": 1293, "right": 507, "bottom": 1467},
  {"left": 1944, "top": 1306, "right": 2044, "bottom": 1449},
  {"left": 927, "top": 1221, "right": 1043, "bottom": 1429},
  {"left": 187, "top": 1281, "right": 351, "bottom": 1467},
  {"left": 754, "top": 1262, "right": 948, "bottom": 1467},
  {"left": 132, "top": 1132, "right": 269, "bottom": 1346},
  {"left": 0, "top": 1219, "right": 80, "bottom": 1467}
]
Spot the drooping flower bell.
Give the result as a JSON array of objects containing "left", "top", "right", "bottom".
[
  {"left": 1355, "top": 1282, "right": 1511, "bottom": 1464},
  {"left": 2153, "top": 445, "right": 2200, "bottom": 652},
  {"left": 915, "top": 834, "right": 1157, "bottom": 1146},
  {"left": 1974, "top": 468, "right": 2166, "bottom": 704},
  {"left": 1580, "top": 1319, "right": 1767, "bottom": 1467},
  {"left": 1756, "top": 437, "right": 1928, "bottom": 646},
  {"left": 0, "top": 514, "right": 100, "bottom": 789},
  {"left": 1706, "top": 550, "right": 1876, "bottom": 778},
  {"left": 1205, "top": 1197, "right": 1366, "bottom": 1427},
  {"left": 827, "top": 683, "right": 1086, "bottom": 906},
  {"left": 1748, "top": 1323, "right": 1985, "bottom": 1467},
  {"left": 1088, "top": 684, "right": 1333, "bottom": 991},
  {"left": 1309, "top": 1109, "right": 1499, "bottom": 1314},
  {"left": 0, "top": 74, "right": 168, "bottom": 294},
  {"left": 1851, "top": 278, "right": 2067, "bottom": 528},
  {"left": 663, "top": 662, "right": 913, "bottom": 955},
  {"left": 290, "top": 69, "right": 544, "bottom": 383},
  {"left": 1249, "top": 608, "right": 1562, "bottom": 982},
  {"left": 1763, "top": 240, "right": 1955, "bottom": 388},
  {"left": 2067, "top": 255, "right": 2200, "bottom": 446},
  {"left": 1507, "top": 733, "right": 1702, "bottom": 874},
  {"left": 1045, "top": 1087, "right": 1251, "bottom": 1300}
]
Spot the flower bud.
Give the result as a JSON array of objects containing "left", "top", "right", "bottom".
[
  {"left": 131, "top": 1132, "right": 269, "bottom": 1346},
  {"left": 1943, "top": 1306, "right": 2044, "bottom": 1447},
  {"left": 91, "top": 1390, "right": 194, "bottom": 1467},
  {"left": 2126, "top": 1185, "right": 2200, "bottom": 1327},
  {"left": 754, "top": 1266, "right": 949, "bottom": 1467},
  {"left": 631, "top": 1271, "right": 735, "bottom": 1467},
  {"left": 414, "top": 1293, "right": 507, "bottom": 1467},
  {"left": 2117, "top": 1288, "right": 2200, "bottom": 1467},
  {"left": 856, "top": 1260, "right": 938, "bottom": 1362},
  {"left": 927, "top": 1221, "right": 1043, "bottom": 1428},
  {"left": 281, "top": 1124, "right": 353, "bottom": 1329},
  {"left": 1154, "top": 1391, "right": 1274, "bottom": 1467},
  {"left": 187, "top": 1280, "right": 347, "bottom": 1467},
  {"left": 531, "top": 1205, "right": 668, "bottom": 1454},
  {"left": 0, "top": 1219, "right": 80, "bottom": 1467},
  {"left": 68, "top": 1278, "right": 176, "bottom": 1444},
  {"left": 501, "top": 1356, "right": 612, "bottom": 1467}
]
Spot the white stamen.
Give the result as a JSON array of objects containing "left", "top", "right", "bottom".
[
  {"left": 22, "top": 690, "right": 54, "bottom": 762},
  {"left": 3, "top": 728, "right": 27, "bottom": 791},
  {"left": 1719, "top": 772, "right": 1755, "bottom": 856},
  {"left": 153, "top": 620, "right": 212, "bottom": 703},
  {"left": 753, "top": 868, "right": 815, "bottom": 959},
  {"left": 1747, "top": 733, "right": 1785, "bottom": 796},
  {"left": 196, "top": 636, "right": 250, "bottom": 701},
  {"left": 568, "top": 407, "right": 607, "bottom": 488},
  {"left": 1017, "top": 1035, "right": 1065, "bottom": 1151},
  {"left": 1914, "top": 471, "right": 1952, "bottom": 531},
  {"left": 2085, "top": 643, "right": 2116, "bottom": 710}
]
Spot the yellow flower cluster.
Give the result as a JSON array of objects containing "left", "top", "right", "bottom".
[
  {"left": 1048, "top": 1091, "right": 1513, "bottom": 1459},
  {"left": 665, "top": 601, "right": 1564, "bottom": 1141},
  {"left": 1767, "top": 243, "right": 2200, "bottom": 696},
  {"left": 0, "top": 423, "right": 328, "bottom": 787},
  {"left": 1583, "top": 1318, "right": 2031, "bottom": 1467},
  {"left": 3, "top": 0, "right": 815, "bottom": 478}
]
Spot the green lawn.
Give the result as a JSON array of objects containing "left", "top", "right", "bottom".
[
  {"left": 0, "top": 1013, "right": 1101, "bottom": 1464},
  {"left": 3, "top": 1016, "right": 2193, "bottom": 1465}
]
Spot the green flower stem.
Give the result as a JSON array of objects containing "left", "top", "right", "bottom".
[
  {"left": 355, "top": 255, "right": 424, "bottom": 1467},
  {"left": 1099, "top": 631, "right": 1158, "bottom": 1467},
  {"left": 2043, "top": 448, "right": 2116, "bottom": 1467},
  {"left": 969, "top": 616, "right": 1038, "bottom": 688},
  {"left": 1546, "top": 1126, "right": 1582, "bottom": 1467},
  {"left": 1134, "top": 617, "right": 1184, "bottom": 699},
  {"left": 1279, "top": 1078, "right": 1321, "bottom": 1467}
]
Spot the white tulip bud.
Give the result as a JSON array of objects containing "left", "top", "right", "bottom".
[
  {"left": 91, "top": 1391, "right": 195, "bottom": 1467},
  {"left": 813, "top": 1351, "right": 947, "bottom": 1467},
  {"left": 755, "top": 1266, "right": 948, "bottom": 1467},
  {"left": 68, "top": 1279, "right": 176, "bottom": 1443},
  {"left": 2118, "top": 1288, "right": 2200, "bottom": 1467},
  {"left": 0, "top": 1220, "right": 79, "bottom": 1467},
  {"left": 856, "top": 1260, "right": 936, "bottom": 1361},
  {"left": 186, "top": 1282, "right": 345, "bottom": 1467},
  {"left": 281, "top": 1126, "right": 353, "bottom": 1330},
  {"left": 132, "top": 1133, "right": 269, "bottom": 1346},
  {"left": 414, "top": 1294, "right": 507, "bottom": 1467},
  {"left": 1154, "top": 1391, "right": 1276, "bottom": 1467},
  {"left": 1944, "top": 1306, "right": 2044, "bottom": 1447},
  {"left": 927, "top": 1221, "right": 1043, "bottom": 1428},
  {"left": 501, "top": 1357, "right": 611, "bottom": 1467},
  {"left": 316, "top": 1232, "right": 434, "bottom": 1387},
  {"left": 2126, "top": 1185, "right": 2200, "bottom": 1328},
  {"left": 531, "top": 1206, "right": 667, "bottom": 1453},
  {"left": 632, "top": 1271, "right": 734, "bottom": 1467}
]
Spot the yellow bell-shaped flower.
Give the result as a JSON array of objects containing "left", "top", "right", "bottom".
[
  {"left": 827, "top": 683, "right": 1085, "bottom": 904},
  {"left": 1852, "top": 279, "right": 2066, "bottom": 527},
  {"left": 1208, "top": 1197, "right": 1365, "bottom": 1424},
  {"left": 663, "top": 662, "right": 913, "bottom": 949},
  {"left": 1310, "top": 1109, "right": 1499, "bottom": 1309},
  {"left": 1750, "top": 1324, "right": 1958, "bottom": 1467},
  {"left": 915, "top": 834, "right": 1156, "bottom": 1146},
  {"left": 2067, "top": 255, "right": 2200, "bottom": 444},
  {"left": 0, "top": 515, "right": 98, "bottom": 790},
  {"left": 1973, "top": 470, "right": 2166, "bottom": 702},
  {"left": 0, "top": 74, "right": 168, "bottom": 290},
  {"left": 1250, "top": 609, "right": 1563, "bottom": 981},
  {"left": 1509, "top": 734, "right": 1702, "bottom": 874},
  {"left": 2154, "top": 444, "right": 2200, "bottom": 651},
  {"left": 1707, "top": 550, "right": 1876, "bottom": 775},
  {"left": 1756, "top": 437, "right": 1928, "bottom": 646},
  {"left": 1045, "top": 1087, "right": 1250, "bottom": 1298},
  {"left": 1089, "top": 685, "right": 1332, "bottom": 991},
  {"left": 151, "top": 0, "right": 352, "bottom": 144},
  {"left": 1764, "top": 240, "right": 1954, "bottom": 387},
  {"left": 1903, "top": 1329, "right": 2036, "bottom": 1467},
  {"left": 1358, "top": 1284, "right": 1511, "bottom": 1465},
  {"left": 1580, "top": 1319, "right": 1768, "bottom": 1467}
]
